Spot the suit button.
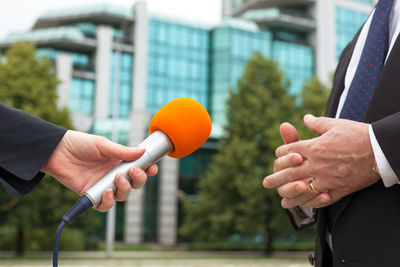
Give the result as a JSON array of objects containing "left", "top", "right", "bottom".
[{"left": 308, "top": 254, "right": 315, "bottom": 266}]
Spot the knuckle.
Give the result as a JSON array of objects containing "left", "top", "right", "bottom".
[
  {"left": 131, "top": 181, "right": 141, "bottom": 189},
  {"left": 286, "top": 168, "right": 293, "bottom": 182},
  {"left": 277, "top": 187, "right": 284, "bottom": 197},
  {"left": 97, "top": 135, "right": 108, "bottom": 144},
  {"left": 290, "top": 153, "right": 300, "bottom": 165},
  {"left": 96, "top": 206, "right": 107, "bottom": 213},
  {"left": 273, "top": 159, "right": 278, "bottom": 172},
  {"left": 275, "top": 148, "right": 280, "bottom": 157},
  {"left": 282, "top": 198, "right": 293, "bottom": 209},
  {"left": 309, "top": 143, "right": 320, "bottom": 154}
]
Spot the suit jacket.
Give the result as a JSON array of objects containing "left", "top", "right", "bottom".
[
  {"left": 0, "top": 102, "right": 66, "bottom": 196},
  {"left": 301, "top": 26, "right": 400, "bottom": 267}
]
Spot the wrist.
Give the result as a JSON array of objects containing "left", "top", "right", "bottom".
[
  {"left": 40, "top": 130, "right": 71, "bottom": 176},
  {"left": 368, "top": 125, "right": 399, "bottom": 187}
]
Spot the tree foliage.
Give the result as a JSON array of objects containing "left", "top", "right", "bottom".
[
  {"left": 0, "top": 42, "right": 98, "bottom": 254},
  {"left": 180, "top": 52, "right": 330, "bottom": 253},
  {"left": 295, "top": 77, "right": 331, "bottom": 140}
]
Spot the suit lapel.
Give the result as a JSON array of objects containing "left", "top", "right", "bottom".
[
  {"left": 366, "top": 33, "right": 400, "bottom": 122},
  {"left": 325, "top": 29, "right": 361, "bottom": 117},
  {"left": 329, "top": 30, "right": 400, "bottom": 229}
]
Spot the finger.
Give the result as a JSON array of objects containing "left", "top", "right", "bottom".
[
  {"left": 277, "top": 180, "right": 308, "bottom": 199},
  {"left": 301, "top": 193, "right": 332, "bottom": 208},
  {"left": 304, "top": 114, "right": 337, "bottom": 135},
  {"left": 280, "top": 179, "right": 330, "bottom": 209},
  {"left": 264, "top": 163, "right": 310, "bottom": 188},
  {"left": 275, "top": 140, "right": 310, "bottom": 158},
  {"left": 146, "top": 164, "right": 158, "bottom": 177},
  {"left": 280, "top": 122, "right": 300, "bottom": 144},
  {"left": 274, "top": 153, "right": 303, "bottom": 172},
  {"left": 281, "top": 193, "right": 331, "bottom": 209},
  {"left": 129, "top": 166, "right": 148, "bottom": 189},
  {"left": 114, "top": 174, "right": 131, "bottom": 202},
  {"left": 95, "top": 189, "right": 114, "bottom": 212},
  {"left": 96, "top": 136, "right": 145, "bottom": 161}
]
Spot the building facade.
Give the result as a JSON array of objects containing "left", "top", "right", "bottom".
[
  {"left": 0, "top": 0, "right": 373, "bottom": 245},
  {"left": 223, "top": 0, "right": 374, "bottom": 83}
]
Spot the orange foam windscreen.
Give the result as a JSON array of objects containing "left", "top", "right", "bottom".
[{"left": 149, "top": 98, "right": 212, "bottom": 158}]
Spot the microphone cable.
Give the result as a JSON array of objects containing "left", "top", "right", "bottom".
[{"left": 53, "top": 195, "right": 93, "bottom": 267}]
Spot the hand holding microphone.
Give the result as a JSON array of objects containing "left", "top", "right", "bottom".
[
  {"left": 52, "top": 98, "right": 212, "bottom": 267},
  {"left": 42, "top": 130, "right": 158, "bottom": 212},
  {"left": 84, "top": 97, "right": 212, "bottom": 207}
]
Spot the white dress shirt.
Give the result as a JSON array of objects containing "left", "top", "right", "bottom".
[
  {"left": 335, "top": 0, "right": 400, "bottom": 187},
  {"left": 289, "top": 1, "right": 400, "bottom": 246},
  {"left": 322, "top": 0, "right": 400, "bottom": 250}
]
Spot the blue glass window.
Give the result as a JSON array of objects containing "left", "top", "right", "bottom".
[
  {"left": 336, "top": 7, "right": 369, "bottom": 60},
  {"left": 272, "top": 41, "right": 313, "bottom": 95},
  {"left": 210, "top": 26, "right": 272, "bottom": 129},
  {"left": 36, "top": 48, "right": 58, "bottom": 61},
  {"left": 72, "top": 52, "right": 91, "bottom": 71},
  {"left": 350, "top": 0, "right": 372, "bottom": 3},
  {"left": 147, "top": 19, "right": 210, "bottom": 114},
  {"left": 109, "top": 51, "right": 133, "bottom": 118},
  {"left": 69, "top": 78, "right": 94, "bottom": 115}
]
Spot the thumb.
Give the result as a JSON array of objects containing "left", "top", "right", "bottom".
[
  {"left": 96, "top": 136, "right": 145, "bottom": 161},
  {"left": 304, "top": 114, "right": 336, "bottom": 135},
  {"left": 280, "top": 122, "right": 299, "bottom": 144}
]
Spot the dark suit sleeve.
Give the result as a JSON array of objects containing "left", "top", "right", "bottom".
[
  {"left": 372, "top": 112, "right": 400, "bottom": 180},
  {"left": 0, "top": 102, "right": 67, "bottom": 196}
]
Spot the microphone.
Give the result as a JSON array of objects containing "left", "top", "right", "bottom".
[
  {"left": 85, "top": 97, "right": 212, "bottom": 206},
  {"left": 53, "top": 98, "right": 212, "bottom": 267}
]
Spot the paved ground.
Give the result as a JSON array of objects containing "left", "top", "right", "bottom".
[{"left": 0, "top": 251, "right": 312, "bottom": 267}]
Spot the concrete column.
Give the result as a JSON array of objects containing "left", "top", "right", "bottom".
[
  {"left": 55, "top": 53, "right": 72, "bottom": 109},
  {"left": 94, "top": 25, "right": 113, "bottom": 120},
  {"left": 335, "top": 0, "right": 374, "bottom": 13},
  {"left": 123, "top": 0, "right": 150, "bottom": 245},
  {"left": 124, "top": 111, "right": 150, "bottom": 244},
  {"left": 158, "top": 157, "right": 179, "bottom": 246},
  {"left": 132, "top": 0, "right": 149, "bottom": 112},
  {"left": 124, "top": 186, "right": 145, "bottom": 244},
  {"left": 315, "top": 0, "right": 336, "bottom": 83}
]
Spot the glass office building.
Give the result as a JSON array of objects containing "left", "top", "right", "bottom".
[
  {"left": 0, "top": 0, "right": 374, "bottom": 245},
  {"left": 147, "top": 18, "right": 209, "bottom": 114},
  {"left": 335, "top": 7, "right": 370, "bottom": 60},
  {"left": 224, "top": 0, "right": 374, "bottom": 83},
  {"left": 210, "top": 20, "right": 272, "bottom": 134}
]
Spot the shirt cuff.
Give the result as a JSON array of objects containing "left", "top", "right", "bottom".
[
  {"left": 286, "top": 206, "right": 316, "bottom": 229},
  {"left": 368, "top": 125, "right": 400, "bottom": 187}
]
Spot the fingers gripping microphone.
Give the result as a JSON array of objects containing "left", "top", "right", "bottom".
[
  {"left": 85, "top": 97, "right": 212, "bottom": 206},
  {"left": 53, "top": 98, "right": 212, "bottom": 267}
]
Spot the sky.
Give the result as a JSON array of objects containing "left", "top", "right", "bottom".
[{"left": 0, "top": 0, "right": 222, "bottom": 39}]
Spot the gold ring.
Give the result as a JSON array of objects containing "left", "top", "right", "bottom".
[{"left": 308, "top": 180, "right": 320, "bottom": 195}]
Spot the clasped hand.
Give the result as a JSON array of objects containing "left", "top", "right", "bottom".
[{"left": 263, "top": 114, "right": 380, "bottom": 209}]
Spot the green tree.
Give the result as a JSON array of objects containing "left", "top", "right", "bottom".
[
  {"left": 295, "top": 77, "right": 331, "bottom": 140},
  {"left": 180, "top": 52, "right": 331, "bottom": 254},
  {"left": 180, "top": 52, "right": 296, "bottom": 253},
  {"left": 0, "top": 42, "right": 98, "bottom": 255}
]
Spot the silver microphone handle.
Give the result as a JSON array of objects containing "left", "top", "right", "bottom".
[{"left": 84, "top": 130, "right": 173, "bottom": 207}]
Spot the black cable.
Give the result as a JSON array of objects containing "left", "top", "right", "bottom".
[
  {"left": 53, "top": 220, "right": 66, "bottom": 267},
  {"left": 53, "top": 195, "right": 93, "bottom": 267}
]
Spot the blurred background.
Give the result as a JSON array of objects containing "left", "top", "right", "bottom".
[{"left": 0, "top": 0, "right": 374, "bottom": 265}]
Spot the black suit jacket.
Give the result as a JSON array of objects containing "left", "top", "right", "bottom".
[
  {"left": 0, "top": 102, "right": 66, "bottom": 196},
  {"left": 312, "top": 26, "right": 400, "bottom": 267}
]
